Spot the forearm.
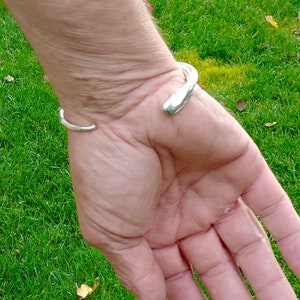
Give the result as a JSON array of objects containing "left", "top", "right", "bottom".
[{"left": 4, "top": 0, "right": 178, "bottom": 121}]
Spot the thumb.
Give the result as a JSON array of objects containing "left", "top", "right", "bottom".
[{"left": 103, "top": 238, "right": 166, "bottom": 300}]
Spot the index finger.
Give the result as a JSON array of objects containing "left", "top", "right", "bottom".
[{"left": 242, "top": 161, "right": 300, "bottom": 276}]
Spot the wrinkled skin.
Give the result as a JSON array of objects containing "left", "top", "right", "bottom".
[
  {"left": 4, "top": 1, "right": 299, "bottom": 298},
  {"left": 68, "top": 83, "right": 300, "bottom": 300}
]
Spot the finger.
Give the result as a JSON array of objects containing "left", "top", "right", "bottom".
[
  {"left": 98, "top": 237, "right": 166, "bottom": 300},
  {"left": 153, "top": 244, "right": 206, "bottom": 300},
  {"left": 242, "top": 163, "right": 300, "bottom": 276},
  {"left": 215, "top": 199, "right": 297, "bottom": 299},
  {"left": 179, "top": 227, "right": 252, "bottom": 300}
]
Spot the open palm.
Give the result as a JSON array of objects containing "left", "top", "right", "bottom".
[
  {"left": 68, "top": 87, "right": 300, "bottom": 300},
  {"left": 3, "top": 0, "right": 298, "bottom": 298}
]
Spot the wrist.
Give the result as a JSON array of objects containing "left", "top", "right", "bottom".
[
  {"left": 61, "top": 63, "right": 186, "bottom": 128},
  {"left": 5, "top": 0, "right": 182, "bottom": 126}
]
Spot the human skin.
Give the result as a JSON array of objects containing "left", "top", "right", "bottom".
[{"left": 4, "top": 1, "right": 300, "bottom": 299}]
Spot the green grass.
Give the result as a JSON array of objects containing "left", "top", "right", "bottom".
[{"left": 1, "top": 0, "right": 299, "bottom": 299}]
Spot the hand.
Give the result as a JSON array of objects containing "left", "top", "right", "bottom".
[
  {"left": 4, "top": 1, "right": 298, "bottom": 298},
  {"left": 67, "top": 76, "right": 300, "bottom": 300}
]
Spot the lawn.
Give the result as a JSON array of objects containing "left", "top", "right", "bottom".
[{"left": 0, "top": 0, "right": 299, "bottom": 299}]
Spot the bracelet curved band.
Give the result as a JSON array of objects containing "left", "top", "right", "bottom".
[
  {"left": 162, "top": 62, "right": 199, "bottom": 115},
  {"left": 58, "top": 107, "right": 96, "bottom": 131},
  {"left": 58, "top": 62, "right": 198, "bottom": 131}
]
